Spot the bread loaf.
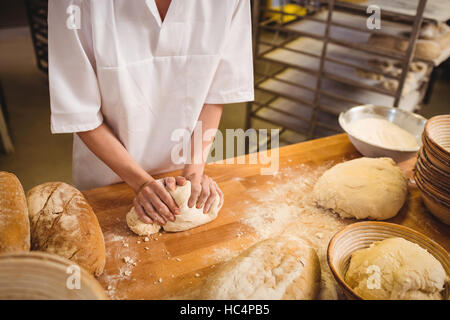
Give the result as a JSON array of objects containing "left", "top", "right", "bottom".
[
  {"left": 368, "top": 34, "right": 442, "bottom": 61},
  {"left": 0, "top": 172, "right": 30, "bottom": 253},
  {"left": 396, "top": 39, "right": 441, "bottom": 61},
  {"left": 416, "top": 22, "right": 450, "bottom": 49},
  {"left": 200, "top": 236, "right": 320, "bottom": 300},
  {"left": 435, "top": 23, "right": 450, "bottom": 50},
  {"left": 26, "top": 182, "right": 106, "bottom": 276}
]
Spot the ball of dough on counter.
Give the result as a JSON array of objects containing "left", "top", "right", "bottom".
[
  {"left": 200, "top": 236, "right": 321, "bottom": 300},
  {"left": 312, "top": 157, "right": 407, "bottom": 220},
  {"left": 126, "top": 207, "right": 161, "bottom": 236},
  {"left": 126, "top": 180, "right": 221, "bottom": 236},
  {"left": 345, "top": 237, "right": 447, "bottom": 300}
]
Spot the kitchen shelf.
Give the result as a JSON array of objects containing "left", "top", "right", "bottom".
[
  {"left": 247, "top": 0, "right": 440, "bottom": 145},
  {"left": 25, "top": 0, "right": 48, "bottom": 73}
]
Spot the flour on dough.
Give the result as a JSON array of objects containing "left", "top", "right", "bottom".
[
  {"left": 126, "top": 180, "right": 221, "bottom": 236},
  {"left": 312, "top": 157, "right": 408, "bottom": 220},
  {"left": 345, "top": 237, "right": 447, "bottom": 300},
  {"left": 200, "top": 236, "right": 321, "bottom": 300},
  {"left": 126, "top": 207, "right": 161, "bottom": 236}
]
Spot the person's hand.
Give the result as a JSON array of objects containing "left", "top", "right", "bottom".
[
  {"left": 184, "top": 173, "right": 224, "bottom": 213},
  {"left": 164, "top": 175, "right": 187, "bottom": 191},
  {"left": 133, "top": 176, "right": 185, "bottom": 225}
]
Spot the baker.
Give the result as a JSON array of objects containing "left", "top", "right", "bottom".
[{"left": 48, "top": 0, "right": 253, "bottom": 226}]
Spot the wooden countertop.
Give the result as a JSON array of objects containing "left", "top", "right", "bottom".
[{"left": 83, "top": 133, "right": 450, "bottom": 300}]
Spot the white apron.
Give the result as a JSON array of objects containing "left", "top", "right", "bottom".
[{"left": 48, "top": 0, "right": 254, "bottom": 190}]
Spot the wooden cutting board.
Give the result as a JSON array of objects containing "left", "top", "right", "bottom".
[{"left": 82, "top": 134, "right": 450, "bottom": 299}]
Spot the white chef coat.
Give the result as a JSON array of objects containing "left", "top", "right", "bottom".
[{"left": 48, "top": 0, "right": 254, "bottom": 190}]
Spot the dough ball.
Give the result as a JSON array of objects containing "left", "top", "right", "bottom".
[
  {"left": 126, "top": 207, "right": 161, "bottom": 236},
  {"left": 410, "top": 61, "right": 427, "bottom": 73},
  {"left": 345, "top": 237, "right": 447, "bottom": 300},
  {"left": 312, "top": 158, "right": 407, "bottom": 220},
  {"left": 200, "top": 236, "right": 320, "bottom": 300},
  {"left": 380, "top": 73, "right": 414, "bottom": 93},
  {"left": 354, "top": 68, "right": 384, "bottom": 81},
  {"left": 126, "top": 179, "right": 221, "bottom": 236},
  {"left": 163, "top": 180, "right": 220, "bottom": 232}
]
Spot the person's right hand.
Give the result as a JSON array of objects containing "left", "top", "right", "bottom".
[{"left": 133, "top": 177, "right": 184, "bottom": 225}]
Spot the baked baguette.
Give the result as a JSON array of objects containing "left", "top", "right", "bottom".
[
  {"left": 26, "top": 182, "right": 106, "bottom": 276},
  {"left": 0, "top": 172, "right": 30, "bottom": 253},
  {"left": 200, "top": 236, "right": 320, "bottom": 300}
]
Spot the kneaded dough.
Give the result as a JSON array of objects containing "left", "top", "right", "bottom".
[
  {"left": 345, "top": 237, "right": 447, "bottom": 300},
  {"left": 126, "top": 208, "right": 161, "bottom": 236},
  {"left": 126, "top": 180, "right": 221, "bottom": 236},
  {"left": 312, "top": 158, "right": 407, "bottom": 220},
  {"left": 200, "top": 236, "right": 320, "bottom": 300}
]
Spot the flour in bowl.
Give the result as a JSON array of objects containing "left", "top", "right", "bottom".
[{"left": 347, "top": 117, "right": 419, "bottom": 150}]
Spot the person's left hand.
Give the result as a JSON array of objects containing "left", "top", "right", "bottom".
[{"left": 183, "top": 173, "right": 224, "bottom": 213}]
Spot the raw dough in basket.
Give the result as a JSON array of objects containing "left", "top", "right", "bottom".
[
  {"left": 127, "top": 180, "right": 220, "bottom": 236},
  {"left": 345, "top": 237, "right": 447, "bottom": 300}
]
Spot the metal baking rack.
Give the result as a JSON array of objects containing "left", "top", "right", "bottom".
[
  {"left": 25, "top": 0, "right": 48, "bottom": 73},
  {"left": 247, "top": 0, "right": 433, "bottom": 146}
]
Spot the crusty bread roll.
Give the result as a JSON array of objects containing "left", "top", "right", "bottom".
[
  {"left": 200, "top": 236, "right": 320, "bottom": 300},
  {"left": 435, "top": 23, "right": 450, "bottom": 50},
  {"left": 0, "top": 172, "right": 30, "bottom": 253},
  {"left": 419, "top": 23, "right": 439, "bottom": 40},
  {"left": 396, "top": 39, "right": 441, "bottom": 61},
  {"left": 26, "top": 182, "right": 106, "bottom": 276},
  {"left": 414, "top": 22, "right": 450, "bottom": 49},
  {"left": 368, "top": 34, "right": 442, "bottom": 61}
]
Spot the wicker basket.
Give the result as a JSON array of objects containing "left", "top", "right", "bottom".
[
  {"left": 327, "top": 221, "right": 449, "bottom": 300},
  {"left": 0, "top": 251, "right": 107, "bottom": 300}
]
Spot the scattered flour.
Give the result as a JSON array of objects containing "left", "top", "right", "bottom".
[
  {"left": 101, "top": 234, "right": 138, "bottom": 299},
  {"left": 103, "top": 161, "right": 353, "bottom": 300},
  {"left": 232, "top": 162, "right": 350, "bottom": 299},
  {"left": 209, "top": 248, "right": 239, "bottom": 263}
]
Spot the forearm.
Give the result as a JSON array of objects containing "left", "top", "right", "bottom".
[
  {"left": 77, "top": 123, "right": 152, "bottom": 192},
  {"left": 183, "top": 103, "right": 223, "bottom": 177}
]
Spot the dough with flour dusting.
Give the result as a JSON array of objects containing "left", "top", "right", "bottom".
[
  {"left": 312, "top": 158, "right": 407, "bottom": 220},
  {"left": 200, "top": 236, "right": 320, "bottom": 300},
  {"left": 127, "top": 180, "right": 221, "bottom": 236},
  {"left": 345, "top": 237, "right": 447, "bottom": 300}
]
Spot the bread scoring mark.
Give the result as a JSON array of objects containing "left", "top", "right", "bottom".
[{"left": 32, "top": 184, "right": 79, "bottom": 251}]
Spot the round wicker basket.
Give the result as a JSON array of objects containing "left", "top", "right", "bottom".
[
  {"left": 0, "top": 251, "right": 107, "bottom": 300},
  {"left": 327, "top": 221, "right": 449, "bottom": 300}
]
